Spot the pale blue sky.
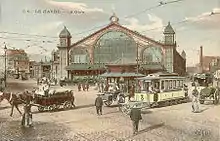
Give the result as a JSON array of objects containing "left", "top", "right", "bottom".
[{"left": 0, "top": 0, "right": 219, "bottom": 66}]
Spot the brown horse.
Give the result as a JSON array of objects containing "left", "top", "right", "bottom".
[{"left": 0, "top": 90, "right": 33, "bottom": 117}]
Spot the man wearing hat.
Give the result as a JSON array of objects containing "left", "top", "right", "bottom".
[
  {"left": 95, "top": 94, "right": 103, "bottom": 115},
  {"left": 130, "top": 104, "right": 142, "bottom": 135},
  {"left": 191, "top": 83, "right": 200, "bottom": 113}
]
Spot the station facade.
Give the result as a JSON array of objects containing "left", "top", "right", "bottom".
[{"left": 53, "top": 14, "right": 186, "bottom": 80}]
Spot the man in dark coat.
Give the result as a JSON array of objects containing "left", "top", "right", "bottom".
[
  {"left": 130, "top": 104, "right": 142, "bottom": 135},
  {"left": 95, "top": 94, "right": 103, "bottom": 115},
  {"left": 21, "top": 98, "right": 33, "bottom": 127}
]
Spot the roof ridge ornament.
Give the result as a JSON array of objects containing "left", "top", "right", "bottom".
[{"left": 110, "top": 12, "right": 119, "bottom": 23}]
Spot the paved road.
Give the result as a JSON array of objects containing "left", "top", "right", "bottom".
[{"left": 0, "top": 79, "right": 220, "bottom": 141}]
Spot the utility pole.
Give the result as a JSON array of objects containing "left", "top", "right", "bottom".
[
  {"left": 200, "top": 46, "right": 203, "bottom": 73},
  {"left": 4, "top": 44, "right": 7, "bottom": 88},
  {"left": 136, "top": 43, "right": 139, "bottom": 73}
]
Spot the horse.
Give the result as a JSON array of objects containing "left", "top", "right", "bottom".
[{"left": 0, "top": 90, "right": 34, "bottom": 117}]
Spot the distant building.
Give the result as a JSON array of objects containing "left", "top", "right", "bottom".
[
  {"left": 6, "top": 49, "right": 30, "bottom": 77},
  {"left": 197, "top": 46, "right": 220, "bottom": 73},
  {"left": 198, "top": 56, "right": 220, "bottom": 72},
  {"left": 33, "top": 60, "right": 52, "bottom": 79},
  {"left": 54, "top": 14, "right": 186, "bottom": 80}
]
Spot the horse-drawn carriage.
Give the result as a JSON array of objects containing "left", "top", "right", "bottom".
[
  {"left": 99, "top": 82, "right": 127, "bottom": 106},
  {"left": 100, "top": 90, "right": 125, "bottom": 106},
  {"left": 192, "top": 73, "right": 220, "bottom": 104},
  {"left": 34, "top": 87, "right": 75, "bottom": 112}
]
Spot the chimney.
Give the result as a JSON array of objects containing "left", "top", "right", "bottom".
[{"left": 200, "top": 46, "right": 203, "bottom": 73}]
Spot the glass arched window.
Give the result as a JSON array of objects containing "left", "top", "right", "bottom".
[
  {"left": 94, "top": 31, "right": 137, "bottom": 63},
  {"left": 142, "top": 46, "right": 162, "bottom": 63},
  {"left": 69, "top": 48, "right": 89, "bottom": 64}
]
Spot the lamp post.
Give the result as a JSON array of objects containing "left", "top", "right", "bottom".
[{"left": 4, "top": 44, "right": 7, "bottom": 88}]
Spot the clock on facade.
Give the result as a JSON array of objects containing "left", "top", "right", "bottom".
[{"left": 60, "top": 38, "right": 67, "bottom": 46}]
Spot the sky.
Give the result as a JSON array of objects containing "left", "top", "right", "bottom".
[{"left": 0, "top": 0, "right": 219, "bottom": 66}]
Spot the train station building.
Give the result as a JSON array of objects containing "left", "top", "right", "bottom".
[{"left": 53, "top": 14, "right": 186, "bottom": 80}]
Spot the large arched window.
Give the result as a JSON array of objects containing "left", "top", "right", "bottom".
[
  {"left": 69, "top": 48, "right": 89, "bottom": 64},
  {"left": 142, "top": 46, "right": 163, "bottom": 63},
  {"left": 94, "top": 31, "right": 137, "bottom": 63}
]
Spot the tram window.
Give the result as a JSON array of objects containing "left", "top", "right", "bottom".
[
  {"left": 177, "top": 80, "right": 179, "bottom": 88},
  {"left": 169, "top": 80, "right": 172, "bottom": 89},
  {"left": 180, "top": 80, "right": 183, "bottom": 87},
  {"left": 173, "top": 80, "right": 176, "bottom": 89},
  {"left": 165, "top": 80, "right": 169, "bottom": 90},
  {"left": 161, "top": 81, "right": 164, "bottom": 90}
]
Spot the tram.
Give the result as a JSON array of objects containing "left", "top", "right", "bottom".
[{"left": 134, "top": 72, "right": 189, "bottom": 107}]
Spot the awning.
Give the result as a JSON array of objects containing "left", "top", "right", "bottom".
[
  {"left": 99, "top": 72, "right": 145, "bottom": 77},
  {"left": 140, "top": 64, "right": 164, "bottom": 70},
  {"left": 65, "top": 63, "right": 105, "bottom": 71}
]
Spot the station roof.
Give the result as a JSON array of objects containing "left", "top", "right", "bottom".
[{"left": 65, "top": 63, "right": 105, "bottom": 71}]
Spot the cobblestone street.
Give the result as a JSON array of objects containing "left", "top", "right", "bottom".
[{"left": 0, "top": 79, "right": 220, "bottom": 141}]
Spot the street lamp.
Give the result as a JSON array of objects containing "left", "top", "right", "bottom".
[{"left": 4, "top": 44, "right": 7, "bottom": 88}]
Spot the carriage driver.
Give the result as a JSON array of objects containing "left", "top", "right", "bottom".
[
  {"left": 21, "top": 97, "right": 33, "bottom": 127},
  {"left": 191, "top": 83, "right": 200, "bottom": 113}
]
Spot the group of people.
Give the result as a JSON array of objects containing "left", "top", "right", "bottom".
[
  {"left": 93, "top": 81, "right": 206, "bottom": 135},
  {"left": 77, "top": 83, "right": 89, "bottom": 91},
  {"left": 94, "top": 93, "right": 142, "bottom": 135}
]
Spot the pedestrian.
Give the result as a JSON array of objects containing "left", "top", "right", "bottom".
[
  {"left": 129, "top": 85, "right": 135, "bottom": 101},
  {"left": 101, "top": 83, "right": 104, "bottom": 93},
  {"left": 97, "top": 82, "right": 101, "bottom": 92},
  {"left": 118, "top": 94, "right": 125, "bottom": 111},
  {"left": 95, "top": 94, "right": 103, "bottom": 115},
  {"left": 130, "top": 104, "right": 142, "bottom": 135},
  {"left": 78, "top": 83, "right": 81, "bottom": 91},
  {"left": 86, "top": 83, "right": 89, "bottom": 91},
  {"left": 82, "top": 83, "right": 86, "bottom": 91},
  {"left": 21, "top": 99, "right": 33, "bottom": 128},
  {"left": 191, "top": 84, "right": 200, "bottom": 113},
  {"left": 37, "top": 78, "right": 39, "bottom": 85}
]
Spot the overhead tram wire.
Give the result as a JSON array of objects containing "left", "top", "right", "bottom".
[
  {"left": 123, "top": 0, "right": 186, "bottom": 19},
  {"left": 138, "top": 11, "right": 220, "bottom": 34},
  {"left": 0, "top": 22, "right": 109, "bottom": 39},
  {"left": 1, "top": 11, "right": 219, "bottom": 43},
  {"left": 1, "top": 4, "right": 219, "bottom": 43},
  {"left": 0, "top": 0, "right": 187, "bottom": 40}
]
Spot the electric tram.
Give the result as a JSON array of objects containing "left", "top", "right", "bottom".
[{"left": 134, "top": 72, "right": 189, "bottom": 107}]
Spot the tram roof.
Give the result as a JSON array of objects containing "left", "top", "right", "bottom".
[{"left": 137, "top": 76, "right": 185, "bottom": 81}]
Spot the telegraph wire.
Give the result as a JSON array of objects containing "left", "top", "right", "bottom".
[
  {"left": 0, "top": 10, "right": 218, "bottom": 43},
  {"left": 0, "top": 22, "right": 109, "bottom": 39},
  {"left": 138, "top": 11, "right": 220, "bottom": 34},
  {"left": 0, "top": 4, "right": 219, "bottom": 45},
  {"left": 124, "top": 0, "right": 185, "bottom": 19},
  {"left": 0, "top": 0, "right": 185, "bottom": 39}
]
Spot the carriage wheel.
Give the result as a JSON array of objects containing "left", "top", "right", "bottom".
[
  {"left": 66, "top": 101, "right": 72, "bottom": 109},
  {"left": 164, "top": 101, "right": 170, "bottom": 106},
  {"left": 200, "top": 99, "right": 205, "bottom": 104},
  {"left": 38, "top": 106, "right": 44, "bottom": 112},
  {"left": 52, "top": 104, "right": 58, "bottom": 111},
  {"left": 48, "top": 105, "right": 54, "bottom": 111},
  {"left": 56, "top": 104, "right": 61, "bottom": 110},
  {"left": 121, "top": 105, "right": 130, "bottom": 115},
  {"left": 173, "top": 100, "right": 178, "bottom": 105},
  {"left": 104, "top": 100, "right": 113, "bottom": 106},
  {"left": 63, "top": 101, "right": 72, "bottom": 109}
]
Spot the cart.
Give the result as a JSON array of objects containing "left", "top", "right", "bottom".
[{"left": 34, "top": 88, "right": 75, "bottom": 112}]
